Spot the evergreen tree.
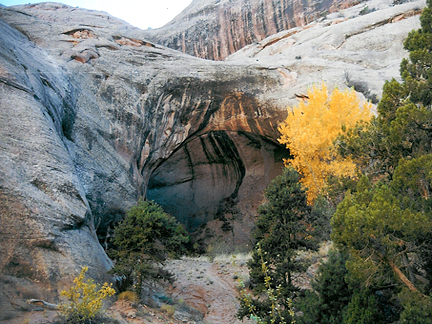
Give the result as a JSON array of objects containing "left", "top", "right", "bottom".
[
  {"left": 108, "top": 199, "right": 190, "bottom": 293},
  {"left": 328, "top": 2, "right": 432, "bottom": 322},
  {"left": 295, "top": 249, "right": 352, "bottom": 324},
  {"left": 338, "top": 0, "right": 432, "bottom": 178},
  {"left": 331, "top": 176, "right": 432, "bottom": 294},
  {"left": 401, "top": 0, "right": 432, "bottom": 107},
  {"left": 343, "top": 289, "right": 388, "bottom": 324},
  {"left": 237, "top": 167, "right": 318, "bottom": 323},
  {"left": 398, "top": 289, "right": 432, "bottom": 323}
]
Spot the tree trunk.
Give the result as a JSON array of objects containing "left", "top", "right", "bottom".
[
  {"left": 388, "top": 259, "right": 419, "bottom": 292},
  {"left": 402, "top": 252, "right": 416, "bottom": 285}
]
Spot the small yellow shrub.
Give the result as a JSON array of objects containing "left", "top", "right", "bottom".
[
  {"left": 59, "top": 267, "right": 115, "bottom": 323},
  {"left": 161, "top": 304, "right": 176, "bottom": 318},
  {"left": 118, "top": 291, "right": 139, "bottom": 303}
]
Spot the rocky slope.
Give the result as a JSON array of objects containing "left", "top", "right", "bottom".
[
  {"left": 142, "top": 0, "right": 365, "bottom": 60},
  {"left": 0, "top": 0, "right": 425, "bottom": 320}
]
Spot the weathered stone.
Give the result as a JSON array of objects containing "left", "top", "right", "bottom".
[
  {"left": 225, "top": 0, "right": 424, "bottom": 101},
  {"left": 142, "top": 0, "right": 366, "bottom": 60},
  {"left": 148, "top": 131, "right": 288, "bottom": 231},
  {"left": 0, "top": 15, "right": 113, "bottom": 319},
  {"left": 0, "top": 2, "right": 287, "bottom": 318}
]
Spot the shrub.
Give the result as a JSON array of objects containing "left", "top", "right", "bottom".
[
  {"left": 59, "top": 267, "right": 115, "bottom": 324},
  {"left": 398, "top": 289, "right": 432, "bottom": 323},
  {"left": 117, "top": 291, "right": 139, "bottom": 303},
  {"left": 359, "top": 6, "right": 376, "bottom": 15},
  {"left": 161, "top": 304, "right": 176, "bottom": 318},
  {"left": 109, "top": 199, "right": 190, "bottom": 293},
  {"left": 295, "top": 249, "right": 352, "bottom": 324},
  {"left": 237, "top": 243, "right": 295, "bottom": 324}
]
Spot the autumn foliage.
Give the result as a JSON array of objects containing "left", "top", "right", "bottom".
[
  {"left": 59, "top": 267, "right": 115, "bottom": 323},
  {"left": 278, "top": 84, "right": 372, "bottom": 203}
]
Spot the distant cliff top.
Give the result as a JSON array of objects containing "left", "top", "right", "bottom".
[{"left": 142, "top": 0, "right": 367, "bottom": 60}]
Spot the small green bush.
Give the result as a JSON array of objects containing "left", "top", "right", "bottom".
[{"left": 359, "top": 6, "right": 376, "bottom": 15}]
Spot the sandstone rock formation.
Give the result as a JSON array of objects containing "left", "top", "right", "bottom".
[
  {"left": 225, "top": 0, "right": 424, "bottom": 100},
  {"left": 142, "top": 0, "right": 366, "bottom": 60},
  {"left": 0, "top": 0, "right": 424, "bottom": 319},
  {"left": 0, "top": 3, "right": 287, "bottom": 319}
]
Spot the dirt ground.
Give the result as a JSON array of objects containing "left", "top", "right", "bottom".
[
  {"left": 1, "top": 244, "right": 330, "bottom": 324},
  {"left": 0, "top": 254, "right": 253, "bottom": 324},
  {"left": 164, "top": 254, "right": 255, "bottom": 324}
]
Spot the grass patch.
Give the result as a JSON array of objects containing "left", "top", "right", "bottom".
[{"left": 118, "top": 291, "right": 139, "bottom": 303}]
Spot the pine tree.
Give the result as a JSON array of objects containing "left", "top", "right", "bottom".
[
  {"left": 238, "top": 167, "right": 318, "bottom": 323},
  {"left": 109, "top": 199, "right": 190, "bottom": 293}
]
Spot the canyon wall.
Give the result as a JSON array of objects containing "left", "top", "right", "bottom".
[
  {"left": 0, "top": 3, "right": 287, "bottom": 318},
  {"left": 142, "top": 0, "right": 365, "bottom": 60}
]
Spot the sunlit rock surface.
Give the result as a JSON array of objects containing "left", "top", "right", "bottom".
[{"left": 142, "top": 0, "right": 365, "bottom": 60}]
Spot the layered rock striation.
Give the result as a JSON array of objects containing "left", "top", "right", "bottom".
[
  {"left": 142, "top": 0, "right": 366, "bottom": 60},
  {"left": 0, "top": 0, "right": 424, "bottom": 319}
]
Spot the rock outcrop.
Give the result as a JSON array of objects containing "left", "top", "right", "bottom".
[
  {"left": 0, "top": 3, "right": 288, "bottom": 319},
  {"left": 142, "top": 0, "right": 366, "bottom": 60},
  {"left": 0, "top": 0, "right": 424, "bottom": 319}
]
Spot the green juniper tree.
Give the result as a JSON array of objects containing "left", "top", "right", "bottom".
[
  {"left": 295, "top": 249, "right": 352, "bottom": 324},
  {"left": 331, "top": 175, "right": 432, "bottom": 322},
  {"left": 237, "top": 167, "right": 319, "bottom": 323},
  {"left": 333, "top": 3, "right": 432, "bottom": 320},
  {"left": 331, "top": 176, "right": 432, "bottom": 294},
  {"left": 108, "top": 199, "right": 190, "bottom": 294},
  {"left": 343, "top": 288, "right": 388, "bottom": 324},
  {"left": 401, "top": 0, "right": 432, "bottom": 107}
]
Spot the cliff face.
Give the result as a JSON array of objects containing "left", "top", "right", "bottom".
[
  {"left": 0, "top": 0, "right": 424, "bottom": 319},
  {"left": 142, "top": 0, "right": 365, "bottom": 60},
  {"left": 0, "top": 3, "right": 288, "bottom": 318}
]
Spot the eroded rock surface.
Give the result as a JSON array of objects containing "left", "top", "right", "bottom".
[
  {"left": 0, "top": 2, "right": 287, "bottom": 319},
  {"left": 0, "top": 0, "right": 425, "bottom": 319},
  {"left": 142, "top": 0, "right": 366, "bottom": 60}
]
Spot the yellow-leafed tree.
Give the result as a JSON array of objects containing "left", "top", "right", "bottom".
[{"left": 278, "top": 83, "right": 372, "bottom": 203}]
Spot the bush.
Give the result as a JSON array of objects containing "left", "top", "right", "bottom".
[
  {"left": 109, "top": 199, "right": 190, "bottom": 293},
  {"left": 117, "top": 291, "right": 139, "bottom": 303},
  {"left": 161, "top": 304, "right": 176, "bottom": 318},
  {"left": 399, "top": 289, "right": 432, "bottom": 323},
  {"left": 295, "top": 249, "right": 352, "bottom": 324},
  {"left": 59, "top": 267, "right": 115, "bottom": 324},
  {"left": 359, "top": 6, "right": 376, "bottom": 15}
]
